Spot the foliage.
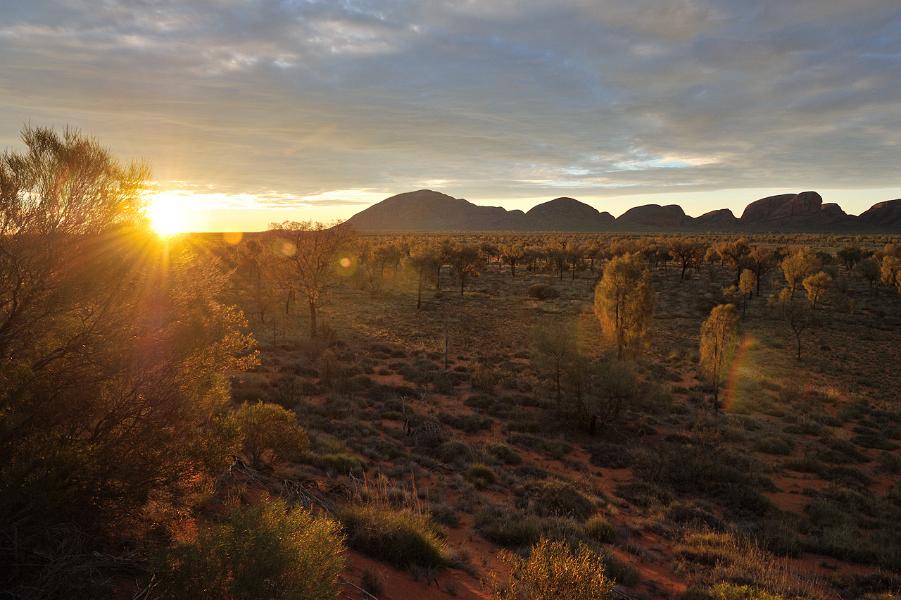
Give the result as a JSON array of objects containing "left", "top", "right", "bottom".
[
  {"left": 163, "top": 498, "right": 345, "bottom": 600},
  {"left": 0, "top": 126, "right": 257, "bottom": 594},
  {"left": 224, "top": 402, "right": 308, "bottom": 467},
  {"left": 699, "top": 304, "right": 739, "bottom": 405},
  {"left": 339, "top": 504, "right": 449, "bottom": 570},
  {"left": 493, "top": 539, "right": 615, "bottom": 600},
  {"left": 594, "top": 253, "right": 655, "bottom": 358},
  {"left": 270, "top": 220, "right": 356, "bottom": 337}
]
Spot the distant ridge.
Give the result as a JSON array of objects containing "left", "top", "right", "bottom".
[{"left": 344, "top": 189, "right": 901, "bottom": 233}]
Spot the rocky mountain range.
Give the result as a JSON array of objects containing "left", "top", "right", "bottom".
[{"left": 345, "top": 189, "right": 901, "bottom": 233}]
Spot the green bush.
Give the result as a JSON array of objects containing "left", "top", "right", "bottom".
[
  {"left": 225, "top": 402, "right": 308, "bottom": 467},
  {"left": 584, "top": 515, "right": 616, "bottom": 544},
  {"left": 163, "top": 498, "right": 344, "bottom": 599},
  {"left": 339, "top": 504, "right": 448, "bottom": 570}
]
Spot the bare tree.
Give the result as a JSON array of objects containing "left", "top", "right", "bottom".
[
  {"left": 272, "top": 220, "right": 356, "bottom": 337},
  {"left": 406, "top": 244, "right": 439, "bottom": 309},
  {"left": 776, "top": 287, "right": 816, "bottom": 359},
  {"left": 449, "top": 244, "right": 484, "bottom": 296}
]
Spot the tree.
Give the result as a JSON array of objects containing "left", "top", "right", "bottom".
[
  {"left": 716, "top": 239, "right": 750, "bottom": 284},
  {"left": 837, "top": 246, "right": 863, "bottom": 272},
  {"left": 449, "top": 244, "right": 484, "bottom": 296},
  {"left": 0, "top": 126, "right": 257, "bottom": 594},
  {"left": 671, "top": 239, "right": 705, "bottom": 281},
  {"left": 594, "top": 253, "right": 655, "bottom": 359},
  {"left": 699, "top": 304, "right": 739, "bottom": 407},
  {"left": 881, "top": 255, "right": 901, "bottom": 293},
  {"left": 802, "top": 271, "right": 832, "bottom": 309},
  {"left": 272, "top": 220, "right": 356, "bottom": 337},
  {"left": 493, "top": 539, "right": 614, "bottom": 600},
  {"left": 500, "top": 243, "right": 525, "bottom": 278},
  {"left": 777, "top": 287, "right": 816, "bottom": 359},
  {"left": 406, "top": 244, "right": 439, "bottom": 309},
  {"left": 578, "top": 358, "right": 637, "bottom": 434},
  {"left": 738, "top": 269, "right": 756, "bottom": 316},
  {"left": 858, "top": 256, "right": 881, "bottom": 293},
  {"left": 748, "top": 245, "right": 774, "bottom": 296},
  {"left": 533, "top": 322, "right": 575, "bottom": 409},
  {"left": 781, "top": 247, "right": 821, "bottom": 298}
]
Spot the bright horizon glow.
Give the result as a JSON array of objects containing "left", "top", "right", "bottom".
[
  {"left": 140, "top": 184, "right": 901, "bottom": 233},
  {"left": 146, "top": 192, "right": 190, "bottom": 236}
]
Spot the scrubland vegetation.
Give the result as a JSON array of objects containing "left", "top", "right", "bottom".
[{"left": 3, "top": 127, "right": 901, "bottom": 599}]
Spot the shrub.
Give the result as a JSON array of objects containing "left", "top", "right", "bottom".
[
  {"left": 528, "top": 283, "right": 561, "bottom": 300},
  {"left": 307, "top": 452, "right": 364, "bottom": 475},
  {"left": 584, "top": 515, "right": 616, "bottom": 544},
  {"left": 476, "top": 506, "right": 542, "bottom": 548},
  {"left": 753, "top": 436, "right": 793, "bottom": 456},
  {"left": 709, "top": 583, "right": 783, "bottom": 600},
  {"left": 225, "top": 402, "right": 308, "bottom": 466},
  {"left": 468, "top": 463, "right": 497, "bottom": 488},
  {"left": 163, "top": 498, "right": 344, "bottom": 600},
  {"left": 527, "top": 480, "right": 595, "bottom": 520},
  {"left": 493, "top": 539, "right": 614, "bottom": 600},
  {"left": 339, "top": 504, "right": 448, "bottom": 570},
  {"left": 487, "top": 443, "right": 522, "bottom": 465},
  {"left": 471, "top": 363, "right": 496, "bottom": 392}
]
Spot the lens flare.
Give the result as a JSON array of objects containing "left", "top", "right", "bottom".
[{"left": 722, "top": 334, "right": 755, "bottom": 411}]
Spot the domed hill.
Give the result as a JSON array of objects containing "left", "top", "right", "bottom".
[
  {"left": 739, "top": 191, "right": 854, "bottom": 231},
  {"left": 614, "top": 204, "right": 694, "bottom": 231},
  {"left": 693, "top": 208, "right": 738, "bottom": 231},
  {"left": 858, "top": 199, "right": 901, "bottom": 230},
  {"left": 344, "top": 189, "right": 527, "bottom": 231},
  {"left": 524, "top": 197, "right": 615, "bottom": 231}
]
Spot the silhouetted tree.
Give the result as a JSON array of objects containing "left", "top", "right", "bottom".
[
  {"left": 837, "top": 246, "right": 863, "bottom": 272},
  {"left": 450, "top": 244, "right": 484, "bottom": 295},
  {"left": 272, "top": 220, "right": 356, "bottom": 338},
  {"left": 776, "top": 287, "right": 816, "bottom": 359},
  {"left": 406, "top": 244, "right": 439, "bottom": 309},
  {"left": 500, "top": 243, "right": 525, "bottom": 278}
]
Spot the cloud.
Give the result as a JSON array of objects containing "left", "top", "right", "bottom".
[{"left": 1, "top": 0, "right": 900, "bottom": 218}]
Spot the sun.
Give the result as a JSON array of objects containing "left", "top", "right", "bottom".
[{"left": 146, "top": 193, "right": 189, "bottom": 236}]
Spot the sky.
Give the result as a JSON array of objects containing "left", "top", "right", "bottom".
[{"left": 1, "top": 0, "right": 900, "bottom": 231}]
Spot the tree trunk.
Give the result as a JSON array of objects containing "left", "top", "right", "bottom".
[
  {"left": 309, "top": 299, "right": 317, "bottom": 338},
  {"left": 417, "top": 268, "right": 423, "bottom": 310}
]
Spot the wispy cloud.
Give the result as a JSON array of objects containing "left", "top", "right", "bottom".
[{"left": 2, "top": 0, "right": 900, "bottom": 220}]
